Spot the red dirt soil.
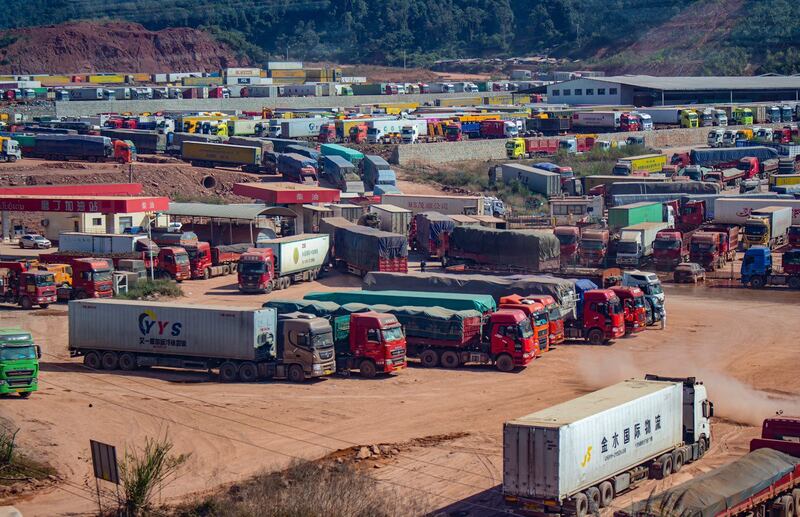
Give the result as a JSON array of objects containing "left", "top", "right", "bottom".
[{"left": 0, "top": 21, "right": 249, "bottom": 74}]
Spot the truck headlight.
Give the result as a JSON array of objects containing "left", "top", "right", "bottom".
[
  {"left": 0, "top": 380, "right": 6, "bottom": 386},
  {"left": 312, "top": 364, "right": 323, "bottom": 372}
]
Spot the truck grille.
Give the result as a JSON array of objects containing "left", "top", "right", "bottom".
[
  {"left": 7, "top": 378, "right": 32, "bottom": 387},
  {"left": 391, "top": 348, "right": 405, "bottom": 358},
  {"left": 319, "top": 349, "right": 334, "bottom": 360},
  {"left": 6, "top": 369, "right": 34, "bottom": 377}
]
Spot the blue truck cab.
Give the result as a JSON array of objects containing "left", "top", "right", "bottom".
[{"left": 741, "top": 246, "right": 772, "bottom": 285}]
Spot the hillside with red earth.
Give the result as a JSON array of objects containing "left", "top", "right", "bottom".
[{"left": 0, "top": 21, "right": 250, "bottom": 74}]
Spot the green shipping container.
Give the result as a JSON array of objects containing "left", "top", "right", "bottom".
[
  {"left": 320, "top": 143, "right": 364, "bottom": 166},
  {"left": 608, "top": 202, "right": 663, "bottom": 230},
  {"left": 304, "top": 290, "right": 497, "bottom": 313}
]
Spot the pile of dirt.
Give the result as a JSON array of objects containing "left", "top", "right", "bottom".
[{"left": 0, "top": 21, "right": 249, "bottom": 74}]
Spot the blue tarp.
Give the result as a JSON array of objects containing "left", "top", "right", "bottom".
[{"left": 690, "top": 146, "right": 778, "bottom": 166}]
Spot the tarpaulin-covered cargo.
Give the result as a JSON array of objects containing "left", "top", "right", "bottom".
[
  {"left": 415, "top": 212, "right": 455, "bottom": 253},
  {"left": 304, "top": 290, "right": 497, "bottom": 313},
  {"left": 690, "top": 146, "right": 778, "bottom": 167},
  {"left": 263, "top": 299, "right": 342, "bottom": 317},
  {"left": 319, "top": 217, "right": 408, "bottom": 273},
  {"left": 448, "top": 226, "right": 560, "bottom": 272},
  {"left": 608, "top": 181, "right": 720, "bottom": 197},
  {"left": 620, "top": 448, "right": 800, "bottom": 517},
  {"left": 362, "top": 271, "right": 577, "bottom": 318}
]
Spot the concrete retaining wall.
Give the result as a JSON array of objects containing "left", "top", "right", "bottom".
[
  {"left": 54, "top": 91, "right": 508, "bottom": 118},
  {"left": 392, "top": 123, "right": 789, "bottom": 165}
]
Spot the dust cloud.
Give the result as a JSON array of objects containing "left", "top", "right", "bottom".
[{"left": 576, "top": 348, "right": 800, "bottom": 427}]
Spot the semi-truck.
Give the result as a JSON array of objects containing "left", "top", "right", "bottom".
[
  {"left": 571, "top": 111, "right": 640, "bottom": 132},
  {"left": 714, "top": 198, "right": 800, "bottom": 226},
  {"left": 652, "top": 229, "right": 690, "bottom": 269},
  {"left": 611, "top": 154, "right": 668, "bottom": 176},
  {"left": 150, "top": 232, "right": 240, "bottom": 280},
  {"left": 493, "top": 163, "right": 561, "bottom": 197},
  {"left": 608, "top": 286, "right": 647, "bottom": 335},
  {"left": 182, "top": 141, "right": 262, "bottom": 172},
  {"left": 672, "top": 146, "right": 779, "bottom": 168},
  {"left": 320, "top": 217, "right": 408, "bottom": 276},
  {"left": 0, "top": 328, "right": 40, "bottom": 398},
  {"left": 621, "top": 270, "right": 664, "bottom": 325},
  {"left": 278, "top": 152, "right": 319, "bottom": 185},
  {"left": 237, "top": 235, "right": 328, "bottom": 293},
  {"left": 616, "top": 417, "right": 800, "bottom": 517},
  {"left": 743, "top": 206, "right": 792, "bottom": 249},
  {"left": 68, "top": 300, "right": 337, "bottom": 382},
  {"left": 361, "top": 155, "right": 397, "bottom": 191},
  {"left": 616, "top": 222, "right": 671, "bottom": 266},
  {"left": 505, "top": 137, "right": 560, "bottom": 159},
  {"left": 480, "top": 119, "right": 519, "bottom": 139},
  {"left": 412, "top": 211, "right": 455, "bottom": 261},
  {"left": 554, "top": 226, "right": 580, "bottom": 264},
  {"left": 503, "top": 375, "right": 713, "bottom": 517},
  {"left": 564, "top": 288, "right": 625, "bottom": 345},
  {"left": 99, "top": 128, "right": 166, "bottom": 154},
  {"left": 321, "top": 155, "right": 364, "bottom": 193},
  {"left": 0, "top": 262, "right": 57, "bottom": 309},
  {"left": 579, "top": 228, "right": 610, "bottom": 267},
  {"left": 37, "top": 256, "right": 114, "bottom": 300},
  {"left": 379, "top": 193, "right": 486, "bottom": 216},
  {"left": 741, "top": 247, "right": 800, "bottom": 289},
  {"left": 23, "top": 134, "right": 135, "bottom": 163},
  {"left": 444, "top": 226, "right": 560, "bottom": 272}
]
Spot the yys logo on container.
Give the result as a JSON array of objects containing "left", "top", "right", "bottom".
[{"left": 138, "top": 310, "right": 182, "bottom": 337}]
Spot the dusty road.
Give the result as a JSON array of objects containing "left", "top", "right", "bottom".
[{"left": 2, "top": 274, "right": 799, "bottom": 515}]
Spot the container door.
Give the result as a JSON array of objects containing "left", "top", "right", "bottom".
[{"left": 504, "top": 424, "right": 560, "bottom": 499}]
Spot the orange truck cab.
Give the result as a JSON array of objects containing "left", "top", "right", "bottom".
[
  {"left": 609, "top": 286, "right": 647, "bottom": 334},
  {"left": 333, "top": 312, "right": 407, "bottom": 377},
  {"left": 349, "top": 124, "right": 368, "bottom": 144},
  {"left": 113, "top": 139, "right": 136, "bottom": 163},
  {"left": 0, "top": 262, "right": 57, "bottom": 309},
  {"left": 521, "top": 294, "right": 565, "bottom": 346},
  {"left": 499, "top": 295, "right": 550, "bottom": 353},
  {"left": 564, "top": 289, "right": 625, "bottom": 345}
]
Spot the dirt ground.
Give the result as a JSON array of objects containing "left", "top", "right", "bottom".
[{"left": 1, "top": 268, "right": 799, "bottom": 515}]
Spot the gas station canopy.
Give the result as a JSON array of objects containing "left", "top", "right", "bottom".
[
  {"left": 232, "top": 182, "right": 341, "bottom": 205},
  {"left": 0, "top": 195, "right": 169, "bottom": 214}
]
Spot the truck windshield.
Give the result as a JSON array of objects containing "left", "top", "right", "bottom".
[
  {"left": 618, "top": 241, "right": 639, "bottom": 254},
  {"left": 745, "top": 225, "right": 767, "bottom": 236},
  {"left": 653, "top": 240, "right": 680, "bottom": 250},
  {"left": 533, "top": 311, "right": 548, "bottom": 326},
  {"left": 581, "top": 240, "right": 605, "bottom": 250},
  {"left": 556, "top": 234, "right": 577, "bottom": 245},
  {"left": 517, "top": 319, "right": 534, "bottom": 339},
  {"left": 93, "top": 270, "right": 113, "bottom": 282},
  {"left": 608, "top": 299, "right": 623, "bottom": 315},
  {"left": 382, "top": 326, "right": 404, "bottom": 342},
  {"left": 312, "top": 331, "right": 333, "bottom": 349},
  {"left": 645, "top": 283, "right": 663, "bottom": 296},
  {"left": 0, "top": 345, "right": 36, "bottom": 361},
  {"left": 239, "top": 262, "right": 266, "bottom": 274},
  {"left": 175, "top": 254, "right": 190, "bottom": 264},
  {"left": 633, "top": 296, "right": 645, "bottom": 308},
  {"left": 35, "top": 274, "right": 55, "bottom": 286}
]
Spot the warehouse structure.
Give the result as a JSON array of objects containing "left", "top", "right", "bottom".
[
  {"left": 544, "top": 75, "right": 800, "bottom": 106},
  {"left": 165, "top": 203, "right": 297, "bottom": 245}
]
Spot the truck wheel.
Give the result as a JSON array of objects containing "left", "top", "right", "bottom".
[
  {"left": 84, "top": 351, "right": 101, "bottom": 370},
  {"left": 101, "top": 351, "right": 119, "bottom": 370},
  {"left": 18, "top": 391, "right": 31, "bottom": 398},
  {"left": 771, "top": 496, "right": 794, "bottom": 517},
  {"left": 119, "top": 353, "right": 137, "bottom": 371},
  {"left": 698, "top": 437, "right": 707, "bottom": 458},
  {"left": 656, "top": 454, "right": 673, "bottom": 479},
  {"left": 496, "top": 353, "right": 514, "bottom": 373},
  {"left": 75, "top": 291, "right": 88, "bottom": 300},
  {"left": 419, "top": 349, "right": 439, "bottom": 368},
  {"left": 263, "top": 282, "right": 273, "bottom": 294},
  {"left": 203, "top": 268, "right": 210, "bottom": 280},
  {"left": 359, "top": 359, "right": 377, "bottom": 379},
  {"left": 219, "top": 362, "right": 239, "bottom": 382},
  {"left": 238, "top": 362, "right": 259, "bottom": 382},
  {"left": 792, "top": 490, "right": 800, "bottom": 516},
  {"left": 20, "top": 297, "right": 33, "bottom": 310},
  {"left": 283, "top": 277, "right": 292, "bottom": 289},
  {"left": 567, "top": 492, "right": 589, "bottom": 517},
  {"left": 587, "top": 328, "right": 604, "bottom": 346},
  {"left": 440, "top": 351, "right": 460, "bottom": 369},
  {"left": 288, "top": 364, "right": 305, "bottom": 383},
  {"left": 789, "top": 277, "right": 800, "bottom": 290},
  {"left": 751, "top": 276, "right": 766, "bottom": 289},
  {"left": 39, "top": 303, "right": 49, "bottom": 309},
  {"left": 672, "top": 449, "right": 684, "bottom": 472},
  {"left": 598, "top": 481, "right": 614, "bottom": 508}
]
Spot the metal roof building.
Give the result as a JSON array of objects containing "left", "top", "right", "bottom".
[{"left": 544, "top": 75, "right": 800, "bottom": 106}]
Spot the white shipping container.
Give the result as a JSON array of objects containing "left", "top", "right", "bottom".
[
  {"left": 714, "top": 198, "right": 800, "bottom": 225},
  {"left": 498, "top": 163, "right": 561, "bottom": 197},
  {"left": 59, "top": 232, "right": 148, "bottom": 254},
  {"left": 380, "top": 194, "right": 485, "bottom": 216},
  {"left": 636, "top": 108, "right": 682, "bottom": 125},
  {"left": 224, "top": 67, "right": 262, "bottom": 78},
  {"left": 503, "top": 379, "right": 683, "bottom": 501},
  {"left": 571, "top": 111, "right": 621, "bottom": 129},
  {"left": 257, "top": 234, "right": 329, "bottom": 276},
  {"left": 267, "top": 61, "right": 303, "bottom": 70},
  {"left": 369, "top": 204, "right": 412, "bottom": 235},
  {"left": 280, "top": 117, "right": 333, "bottom": 139}
]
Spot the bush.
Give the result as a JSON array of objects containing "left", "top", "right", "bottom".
[
  {"left": 118, "top": 435, "right": 190, "bottom": 516},
  {"left": 116, "top": 279, "right": 183, "bottom": 300},
  {"left": 0, "top": 426, "right": 55, "bottom": 484},
  {"left": 179, "top": 460, "right": 428, "bottom": 517},
  {"left": 0, "top": 428, "right": 17, "bottom": 466}
]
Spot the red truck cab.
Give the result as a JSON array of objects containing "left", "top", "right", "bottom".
[
  {"left": 653, "top": 229, "right": 689, "bottom": 269},
  {"left": 340, "top": 312, "right": 407, "bottom": 377},
  {"left": 485, "top": 309, "right": 539, "bottom": 369},
  {"left": 554, "top": 226, "right": 580, "bottom": 264},
  {"left": 788, "top": 225, "right": 800, "bottom": 248},
  {"left": 237, "top": 248, "right": 274, "bottom": 293},
  {"left": 579, "top": 228, "right": 609, "bottom": 267},
  {"left": 565, "top": 289, "right": 625, "bottom": 345},
  {"left": 699, "top": 224, "right": 739, "bottom": 264},
  {"left": 736, "top": 156, "right": 761, "bottom": 179},
  {"left": 318, "top": 123, "right": 336, "bottom": 143},
  {"left": 499, "top": 296, "right": 549, "bottom": 354},
  {"left": 444, "top": 122, "right": 462, "bottom": 142},
  {"left": 690, "top": 231, "right": 722, "bottom": 270},
  {"left": 0, "top": 263, "right": 57, "bottom": 309},
  {"left": 37, "top": 255, "right": 113, "bottom": 298},
  {"left": 349, "top": 124, "right": 368, "bottom": 144},
  {"left": 113, "top": 139, "right": 136, "bottom": 163},
  {"left": 609, "top": 286, "right": 647, "bottom": 334},
  {"left": 158, "top": 247, "right": 191, "bottom": 281},
  {"left": 619, "top": 113, "right": 640, "bottom": 132},
  {"left": 520, "top": 294, "right": 565, "bottom": 346}
]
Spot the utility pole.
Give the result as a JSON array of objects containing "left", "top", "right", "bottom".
[
  {"left": 403, "top": 50, "right": 407, "bottom": 70},
  {"left": 128, "top": 163, "right": 132, "bottom": 184}
]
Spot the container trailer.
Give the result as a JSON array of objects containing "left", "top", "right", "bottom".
[
  {"left": 494, "top": 163, "right": 561, "bottom": 197},
  {"left": 445, "top": 226, "right": 560, "bottom": 272},
  {"left": 319, "top": 217, "right": 408, "bottom": 276},
  {"left": 181, "top": 141, "right": 262, "bottom": 173},
  {"left": 68, "top": 300, "right": 336, "bottom": 382}
]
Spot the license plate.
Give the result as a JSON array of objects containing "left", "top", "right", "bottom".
[
  {"left": 324, "top": 369, "right": 333, "bottom": 375},
  {"left": 523, "top": 502, "right": 545, "bottom": 512}
]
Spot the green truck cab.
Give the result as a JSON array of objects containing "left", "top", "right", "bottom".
[{"left": 0, "top": 328, "right": 40, "bottom": 398}]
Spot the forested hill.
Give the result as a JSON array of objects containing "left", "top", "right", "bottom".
[{"left": 1, "top": 0, "right": 799, "bottom": 75}]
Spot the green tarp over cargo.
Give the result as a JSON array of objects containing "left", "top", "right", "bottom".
[
  {"left": 448, "top": 226, "right": 560, "bottom": 270},
  {"left": 319, "top": 217, "right": 407, "bottom": 271},
  {"left": 263, "top": 299, "right": 342, "bottom": 317},
  {"left": 304, "top": 290, "right": 497, "bottom": 313},
  {"left": 621, "top": 448, "right": 800, "bottom": 517}
]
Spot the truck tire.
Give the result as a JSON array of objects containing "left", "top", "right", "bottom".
[
  {"left": 84, "top": 351, "right": 101, "bottom": 370},
  {"left": 566, "top": 492, "right": 589, "bottom": 517},
  {"left": 656, "top": 454, "right": 673, "bottom": 479},
  {"left": 496, "top": 353, "right": 514, "bottom": 373},
  {"left": 20, "top": 297, "right": 33, "bottom": 310},
  {"left": 203, "top": 268, "right": 210, "bottom": 280},
  {"left": 18, "top": 391, "right": 31, "bottom": 398},
  {"left": 587, "top": 328, "right": 605, "bottom": 346},
  {"left": 288, "top": 364, "right": 305, "bottom": 383},
  {"left": 359, "top": 359, "right": 377, "bottom": 379},
  {"left": 792, "top": 489, "right": 800, "bottom": 514},
  {"left": 101, "top": 351, "right": 119, "bottom": 370},
  {"left": 263, "top": 282, "right": 273, "bottom": 294},
  {"left": 75, "top": 290, "right": 88, "bottom": 300},
  {"left": 238, "top": 362, "right": 259, "bottom": 382},
  {"left": 419, "top": 349, "right": 439, "bottom": 368},
  {"left": 119, "top": 353, "right": 137, "bottom": 371},
  {"left": 39, "top": 303, "right": 49, "bottom": 309},
  {"left": 584, "top": 487, "right": 601, "bottom": 512},
  {"left": 219, "top": 362, "right": 239, "bottom": 382},
  {"left": 440, "top": 351, "right": 460, "bottom": 369},
  {"left": 771, "top": 496, "right": 794, "bottom": 517},
  {"left": 789, "top": 277, "right": 800, "bottom": 290},
  {"left": 698, "top": 437, "right": 707, "bottom": 458},
  {"left": 751, "top": 276, "right": 766, "bottom": 289},
  {"left": 672, "top": 449, "right": 685, "bottom": 472},
  {"left": 598, "top": 481, "right": 614, "bottom": 508}
]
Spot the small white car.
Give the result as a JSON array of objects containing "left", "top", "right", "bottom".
[
  {"left": 167, "top": 222, "right": 183, "bottom": 233},
  {"left": 19, "top": 234, "right": 52, "bottom": 249}
]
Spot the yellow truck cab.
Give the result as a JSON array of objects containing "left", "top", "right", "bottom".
[
  {"left": 37, "top": 263, "right": 72, "bottom": 287},
  {"left": 506, "top": 138, "right": 526, "bottom": 159},
  {"left": 680, "top": 109, "right": 699, "bottom": 128}
]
